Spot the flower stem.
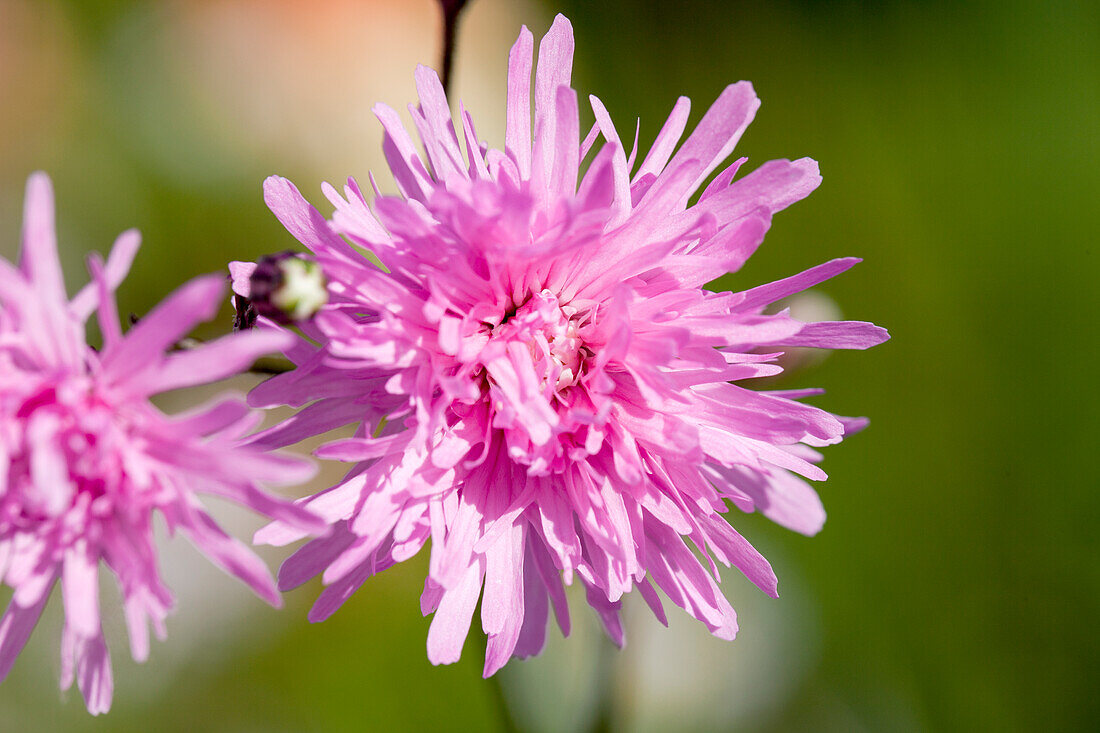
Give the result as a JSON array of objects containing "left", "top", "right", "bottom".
[
  {"left": 487, "top": 669, "right": 521, "bottom": 733},
  {"left": 470, "top": 631, "right": 521, "bottom": 733},
  {"left": 437, "top": 0, "right": 471, "bottom": 96},
  {"left": 247, "top": 355, "right": 295, "bottom": 375}
]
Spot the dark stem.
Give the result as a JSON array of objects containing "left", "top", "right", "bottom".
[
  {"left": 170, "top": 335, "right": 294, "bottom": 376},
  {"left": 438, "top": 0, "right": 471, "bottom": 96},
  {"left": 247, "top": 355, "right": 295, "bottom": 375}
]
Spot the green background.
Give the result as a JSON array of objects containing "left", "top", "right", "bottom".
[{"left": 0, "top": 0, "right": 1096, "bottom": 730}]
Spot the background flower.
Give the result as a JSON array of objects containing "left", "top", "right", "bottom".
[{"left": 0, "top": 173, "right": 324, "bottom": 713}]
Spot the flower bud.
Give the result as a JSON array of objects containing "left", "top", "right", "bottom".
[{"left": 234, "top": 251, "right": 327, "bottom": 328}]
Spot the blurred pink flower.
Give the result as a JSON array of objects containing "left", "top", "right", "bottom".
[
  {"left": 0, "top": 173, "right": 324, "bottom": 714},
  {"left": 248, "top": 14, "right": 888, "bottom": 676}
]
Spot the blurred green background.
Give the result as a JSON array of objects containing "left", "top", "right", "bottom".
[{"left": 1, "top": 0, "right": 1096, "bottom": 730}]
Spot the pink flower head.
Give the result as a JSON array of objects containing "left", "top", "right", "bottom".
[
  {"left": 248, "top": 15, "right": 889, "bottom": 676},
  {"left": 0, "top": 174, "right": 325, "bottom": 713}
]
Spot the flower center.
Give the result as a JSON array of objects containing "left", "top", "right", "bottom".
[
  {"left": 474, "top": 290, "right": 595, "bottom": 473},
  {"left": 6, "top": 378, "right": 124, "bottom": 523},
  {"left": 489, "top": 290, "right": 586, "bottom": 393}
]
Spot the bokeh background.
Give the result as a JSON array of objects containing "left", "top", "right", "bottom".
[{"left": 1, "top": 0, "right": 1096, "bottom": 730}]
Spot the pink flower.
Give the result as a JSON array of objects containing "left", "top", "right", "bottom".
[
  {"left": 248, "top": 14, "right": 888, "bottom": 676},
  {"left": 0, "top": 174, "right": 325, "bottom": 713}
]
